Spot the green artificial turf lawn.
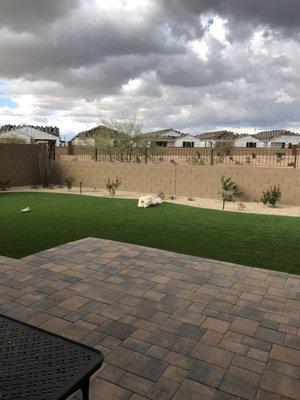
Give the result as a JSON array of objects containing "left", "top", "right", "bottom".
[{"left": 0, "top": 192, "right": 299, "bottom": 274}]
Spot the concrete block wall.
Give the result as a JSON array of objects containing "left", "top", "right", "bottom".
[
  {"left": 0, "top": 143, "right": 40, "bottom": 186},
  {"left": 51, "top": 160, "right": 300, "bottom": 205}
]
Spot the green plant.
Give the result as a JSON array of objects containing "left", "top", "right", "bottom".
[
  {"left": 221, "top": 176, "right": 243, "bottom": 210},
  {"left": 276, "top": 152, "right": 284, "bottom": 162},
  {"left": 237, "top": 202, "right": 246, "bottom": 211},
  {"left": 186, "top": 152, "right": 205, "bottom": 165},
  {"left": 215, "top": 141, "right": 234, "bottom": 164},
  {"left": 262, "top": 185, "right": 282, "bottom": 208},
  {"left": 63, "top": 176, "right": 75, "bottom": 191},
  {"left": 0, "top": 180, "right": 10, "bottom": 191},
  {"left": 106, "top": 177, "right": 121, "bottom": 195}
]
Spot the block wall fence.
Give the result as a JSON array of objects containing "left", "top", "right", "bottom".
[
  {"left": 0, "top": 144, "right": 40, "bottom": 186},
  {"left": 51, "top": 160, "right": 300, "bottom": 205},
  {"left": 0, "top": 144, "right": 299, "bottom": 205}
]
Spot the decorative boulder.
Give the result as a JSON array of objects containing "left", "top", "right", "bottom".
[{"left": 138, "top": 195, "right": 163, "bottom": 208}]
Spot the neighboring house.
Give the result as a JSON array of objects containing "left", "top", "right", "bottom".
[
  {"left": 196, "top": 131, "right": 238, "bottom": 147},
  {"left": 71, "top": 125, "right": 119, "bottom": 146},
  {"left": 143, "top": 129, "right": 203, "bottom": 148},
  {"left": 233, "top": 134, "right": 263, "bottom": 148},
  {"left": 254, "top": 130, "right": 300, "bottom": 148},
  {"left": 0, "top": 125, "right": 60, "bottom": 145},
  {"left": 0, "top": 124, "right": 60, "bottom": 137},
  {"left": 173, "top": 134, "right": 202, "bottom": 148},
  {"left": 143, "top": 129, "right": 185, "bottom": 147}
]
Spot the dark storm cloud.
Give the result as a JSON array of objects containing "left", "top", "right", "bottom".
[
  {"left": 0, "top": 0, "right": 299, "bottom": 134},
  {"left": 160, "top": 0, "right": 300, "bottom": 32},
  {"left": 0, "top": 0, "right": 79, "bottom": 31}
]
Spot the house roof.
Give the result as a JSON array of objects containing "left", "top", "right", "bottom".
[
  {"left": 143, "top": 129, "right": 185, "bottom": 140},
  {"left": 234, "top": 134, "right": 261, "bottom": 141},
  {"left": 254, "top": 129, "right": 300, "bottom": 140},
  {"left": 72, "top": 125, "right": 120, "bottom": 141},
  {"left": 0, "top": 126, "right": 59, "bottom": 141},
  {"left": 0, "top": 124, "right": 60, "bottom": 137},
  {"left": 196, "top": 130, "right": 238, "bottom": 140}
]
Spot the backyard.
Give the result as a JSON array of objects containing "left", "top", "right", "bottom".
[{"left": 0, "top": 192, "right": 299, "bottom": 274}]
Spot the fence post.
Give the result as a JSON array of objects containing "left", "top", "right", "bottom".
[
  {"left": 210, "top": 148, "right": 214, "bottom": 166},
  {"left": 94, "top": 147, "right": 98, "bottom": 162},
  {"left": 67, "top": 142, "right": 74, "bottom": 156},
  {"left": 293, "top": 146, "right": 298, "bottom": 168}
]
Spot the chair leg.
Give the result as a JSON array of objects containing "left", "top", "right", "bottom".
[{"left": 81, "top": 378, "right": 90, "bottom": 400}]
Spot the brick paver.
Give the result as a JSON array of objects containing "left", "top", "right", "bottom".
[{"left": 0, "top": 237, "right": 299, "bottom": 400}]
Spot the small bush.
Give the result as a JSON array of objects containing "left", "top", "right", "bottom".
[
  {"left": 106, "top": 177, "right": 121, "bottom": 195},
  {"left": 276, "top": 152, "right": 284, "bottom": 162},
  {"left": 186, "top": 152, "right": 205, "bottom": 165},
  {"left": 0, "top": 180, "right": 10, "bottom": 191},
  {"left": 287, "top": 162, "right": 295, "bottom": 167},
  {"left": 221, "top": 176, "right": 243, "bottom": 210},
  {"left": 63, "top": 176, "right": 75, "bottom": 191},
  {"left": 237, "top": 202, "right": 246, "bottom": 211},
  {"left": 262, "top": 185, "right": 282, "bottom": 208}
]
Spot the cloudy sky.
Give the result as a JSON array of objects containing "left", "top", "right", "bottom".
[{"left": 0, "top": 0, "right": 299, "bottom": 139}]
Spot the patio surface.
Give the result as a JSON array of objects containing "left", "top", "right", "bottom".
[{"left": 0, "top": 238, "right": 299, "bottom": 400}]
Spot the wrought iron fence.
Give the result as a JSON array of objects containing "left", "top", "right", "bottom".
[{"left": 55, "top": 146, "right": 300, "bottom": 168}]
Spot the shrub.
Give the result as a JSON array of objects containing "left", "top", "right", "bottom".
[
  {"left": 63, "top": 176, "right": 75, "bottom": 191},
  {"left": 106, "top": 177, "right": 121, "bottom": 195},
  {"left": 0, "top": 180, "right": 10, "bottom": 191},
  {"left": 186, "top": 152, "right": 205, "bottom": 165},
  {"left": 237, "top": 202, "right": 246, "bottom": 211},
  {"left": 276, "top": 152, "right": 284, "bottom": 162},
  {"left": 215, "top": 141, "right": 233, "bottom": 163},
  {"left": 262, "top": 185, "right": 282, "bottom": 207},
  {"left": 221, "top": 176, "right": 243, "bottom": 210}
]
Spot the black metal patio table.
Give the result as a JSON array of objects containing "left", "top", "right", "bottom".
[{"left": 0, "top": 314, "right": 104, "bottom": 400}]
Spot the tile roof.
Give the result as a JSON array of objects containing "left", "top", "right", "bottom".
[
  {"left": 73, "top": 125, "right": 119, "bottom": 140},
  {"left": 4, "top": 126, "right": 60, "bottom": 141},
  {"left": 254, "top": 129, "right": 300, "bottom": 140},
  {"left": 196, "top": 130, "right": 238, "bottom": 140},
  {"left": 0, "top": 124, "right": 60, "bottom": 137},
  {"left": 143, "top": 129, "right": 185, "bottom": 140}
]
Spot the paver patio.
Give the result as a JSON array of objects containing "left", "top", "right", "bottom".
[{"left": 0, "top": 237, "right": 299, "bottom": 400}]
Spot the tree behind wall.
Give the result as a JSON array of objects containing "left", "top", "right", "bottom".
[
  {"left": 215, "top": 141, "right": 234, "bottom": 164},
  {"left": 80, "top": 115, "right": 154, "bottom": 163}
]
